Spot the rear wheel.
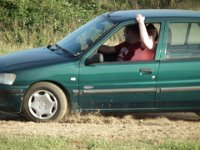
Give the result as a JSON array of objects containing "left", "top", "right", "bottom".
[{"left": 23, "top": 82, "right": 68, "bottom": 122}]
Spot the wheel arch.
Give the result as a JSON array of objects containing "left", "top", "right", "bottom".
[{"left": 23, "top": 80, "right": 71, "bottom": 111}]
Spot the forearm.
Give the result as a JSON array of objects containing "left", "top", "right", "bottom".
[
  {"left": 99, "top": 45, "right": 116, "bottom": 54},
  {"left": 136, "top": 14, "right": 154, "bottom": 50}
]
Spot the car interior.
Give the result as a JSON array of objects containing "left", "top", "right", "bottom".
[{"left": 97, "top": 23, "right": 160, "bottom": 63}]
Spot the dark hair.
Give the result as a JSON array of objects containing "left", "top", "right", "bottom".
[
  {"left": 146, "top": 23, "right": 156, "bottom": 30},
  {"left": 126, "top": 24, "right": 140, "bottom": 35},
  {"left": 146, "top": 23, "right": 159, "bottom": 41}
]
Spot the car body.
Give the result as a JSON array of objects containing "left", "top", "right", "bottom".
[{"left": 0, "top": 9, "right": 200, "bottom": 122}]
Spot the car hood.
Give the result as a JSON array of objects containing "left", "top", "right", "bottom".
[{"left": 0, "top": 47, "right": 76, "bottom": 71}]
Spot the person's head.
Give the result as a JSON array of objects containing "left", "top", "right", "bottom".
[
  {"left": 124, "top": 24, "right": 140, "bottom": 43},
  {"left": 146, "top": 23, "right": 159, "bottom": 41}
]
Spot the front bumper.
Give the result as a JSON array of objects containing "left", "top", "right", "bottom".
[{"left": 0, "top": 85, "right": 28, "bottom": 112}]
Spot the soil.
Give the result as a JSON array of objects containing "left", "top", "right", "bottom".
[{"left": 0, "top": 111, "right": 199, "bottom": 142}]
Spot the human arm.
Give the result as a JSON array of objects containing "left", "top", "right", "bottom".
[
  {"left": 98, "top": 45, "right": 116, "bottom": 54},
  {"left": 136, "top": 14, "right": 155, "bottom": 50}
]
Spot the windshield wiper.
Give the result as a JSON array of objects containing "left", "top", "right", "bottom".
[
  {"left": 47, "top": 44, "right": 52, "bottom": 49},
  {"left": 49, "top": 44, "right": 75, "bottom": 56},
  {"left": 55, "top": 44, "right": 76, "bottom": 56},
  {"left": 47, "top": 44, "right": 58, "bottom": 51},
  {"left": 47, "top": 44, "right": 81, "bottom": 56}
]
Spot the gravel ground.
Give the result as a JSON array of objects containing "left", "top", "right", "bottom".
[{"left": 0, "top": 111, "right": 199, "bottom": 142}]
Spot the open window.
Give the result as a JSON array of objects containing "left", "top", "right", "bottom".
[
  {"left": 101, "top": 27, "right": 125, "bottom": 62},
  {"left": 97, "top": 22, "right": 160, "bottom": 63}
]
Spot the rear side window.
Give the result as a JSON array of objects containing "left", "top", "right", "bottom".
[
  {"left": 188, "top": 23, "right": 200, "bottom": 44},
  {"left": 166, "top": 22, "right": 200, "bottom": 59}
]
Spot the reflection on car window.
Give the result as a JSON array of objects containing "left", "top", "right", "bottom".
[
  {"left": 57, "top": 15, "right": 116, "bottom": 55},
  {"left": 78, "top": 21, "right": 114, "bottom": 50},
  {"left": 166, "top": 22, "right": 200, "bottom": 59}
]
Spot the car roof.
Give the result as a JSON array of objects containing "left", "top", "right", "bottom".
[{"left": 105, "top": 9, "right": 200, "bottom": 22}]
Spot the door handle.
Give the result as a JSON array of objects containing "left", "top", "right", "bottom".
[{"left": 139, "top": 68, "right": 152, "bottom": 75}]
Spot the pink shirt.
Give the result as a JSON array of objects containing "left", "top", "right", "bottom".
[
  {"left": 131, "top": 47, "right": 155, "bottom": 61},
  {"left": 115, "top": 42, "right": 141, "bottom": 61}
]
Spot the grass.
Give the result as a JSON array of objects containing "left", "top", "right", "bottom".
[{"left": 0, "top": 134, "right": 199, "bottom": 150}]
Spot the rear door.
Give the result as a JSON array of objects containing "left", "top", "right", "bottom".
[{"left": 156, "top": 19, "right": 200, "bottom": 110}]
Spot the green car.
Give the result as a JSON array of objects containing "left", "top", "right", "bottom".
[{"left": 0, "top": 9, "right": 200, "bottom": 122}]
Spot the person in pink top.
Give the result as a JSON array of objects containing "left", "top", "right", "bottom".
[
  {"left": 131, "top": 14, "right": 158, "bottom": 61},
  {"left": 99, "top": 14, "right": 158, "bottom": 62}
]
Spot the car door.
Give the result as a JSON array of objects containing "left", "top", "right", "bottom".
[
  {"left": 156, "top": 19, "right": 200, "bottom": 110},
  {"left": 78, "top": 61, "right": 159, "bottom": 111},
  {"left": 77, "top": 21, "right": 164, "bottom": 111}
]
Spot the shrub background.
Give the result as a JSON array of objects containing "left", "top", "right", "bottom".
[{"left": 0, "top": 0, "right": 200, "bottom": 53}]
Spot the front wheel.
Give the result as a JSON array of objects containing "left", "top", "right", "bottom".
[{"left": 23, "top": 82, "right": 68, "bottom": 122}]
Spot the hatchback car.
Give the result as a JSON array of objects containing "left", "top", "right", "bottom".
[{"left": 0, "top": 9, "right": 200, "bottom": 122}]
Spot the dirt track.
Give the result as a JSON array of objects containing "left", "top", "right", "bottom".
[{"left": 0, "top": 111, "right": 199, "bottom": 142}]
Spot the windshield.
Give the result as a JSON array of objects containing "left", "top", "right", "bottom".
[{"left": 56, "top": 15, "right": 116, "bottom": 55}]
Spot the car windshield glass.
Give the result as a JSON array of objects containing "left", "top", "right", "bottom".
[{"left": 56, "top": 15, "right": 116, "bottom": 55}]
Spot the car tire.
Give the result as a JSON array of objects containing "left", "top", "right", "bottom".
[{"left": 22, "top": 82, "right": 68, "bottom": 122}]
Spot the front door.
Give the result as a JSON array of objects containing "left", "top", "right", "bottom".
[
  {"left": 77, "top": 20, "right": 164, "bottom": 112},
  {"left": 78, "top": 60, "right": 159, "bottom": 111}
]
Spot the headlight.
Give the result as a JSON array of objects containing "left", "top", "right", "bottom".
[{"left": 0, "top": 73, "right": 16, "bottom": 85}]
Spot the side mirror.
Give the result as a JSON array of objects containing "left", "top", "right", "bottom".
[{"left": 85, "top": 53, "right": 104, "bottom": 65}]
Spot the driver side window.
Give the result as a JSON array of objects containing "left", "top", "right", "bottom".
[
  {"left": 104, "top": 27, "right": 125, "bottom": 47},
  {"left": 99, "top": 23, "right": 160, "bottom": 63},
  {"left": 102, "top": 27, "right": 126, "bottom": 62}
]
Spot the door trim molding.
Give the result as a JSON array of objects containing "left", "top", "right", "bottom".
[
  {"left": 73, "top": 88, "right": 156, "bottom": 95},
  {"left": 161, "top": 86, "right": 200, "bottom": 92},
  {"left": 72, "top": 86, "right": 200, "bottom": 95}
]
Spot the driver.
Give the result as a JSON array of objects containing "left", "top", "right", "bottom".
[{"left": 98, "top": 24, "right": 141, "bottom": 61}]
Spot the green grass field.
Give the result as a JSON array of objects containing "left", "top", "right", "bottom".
[{"left": 0, "top": 134, "right": 199, "bottom": 150}]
